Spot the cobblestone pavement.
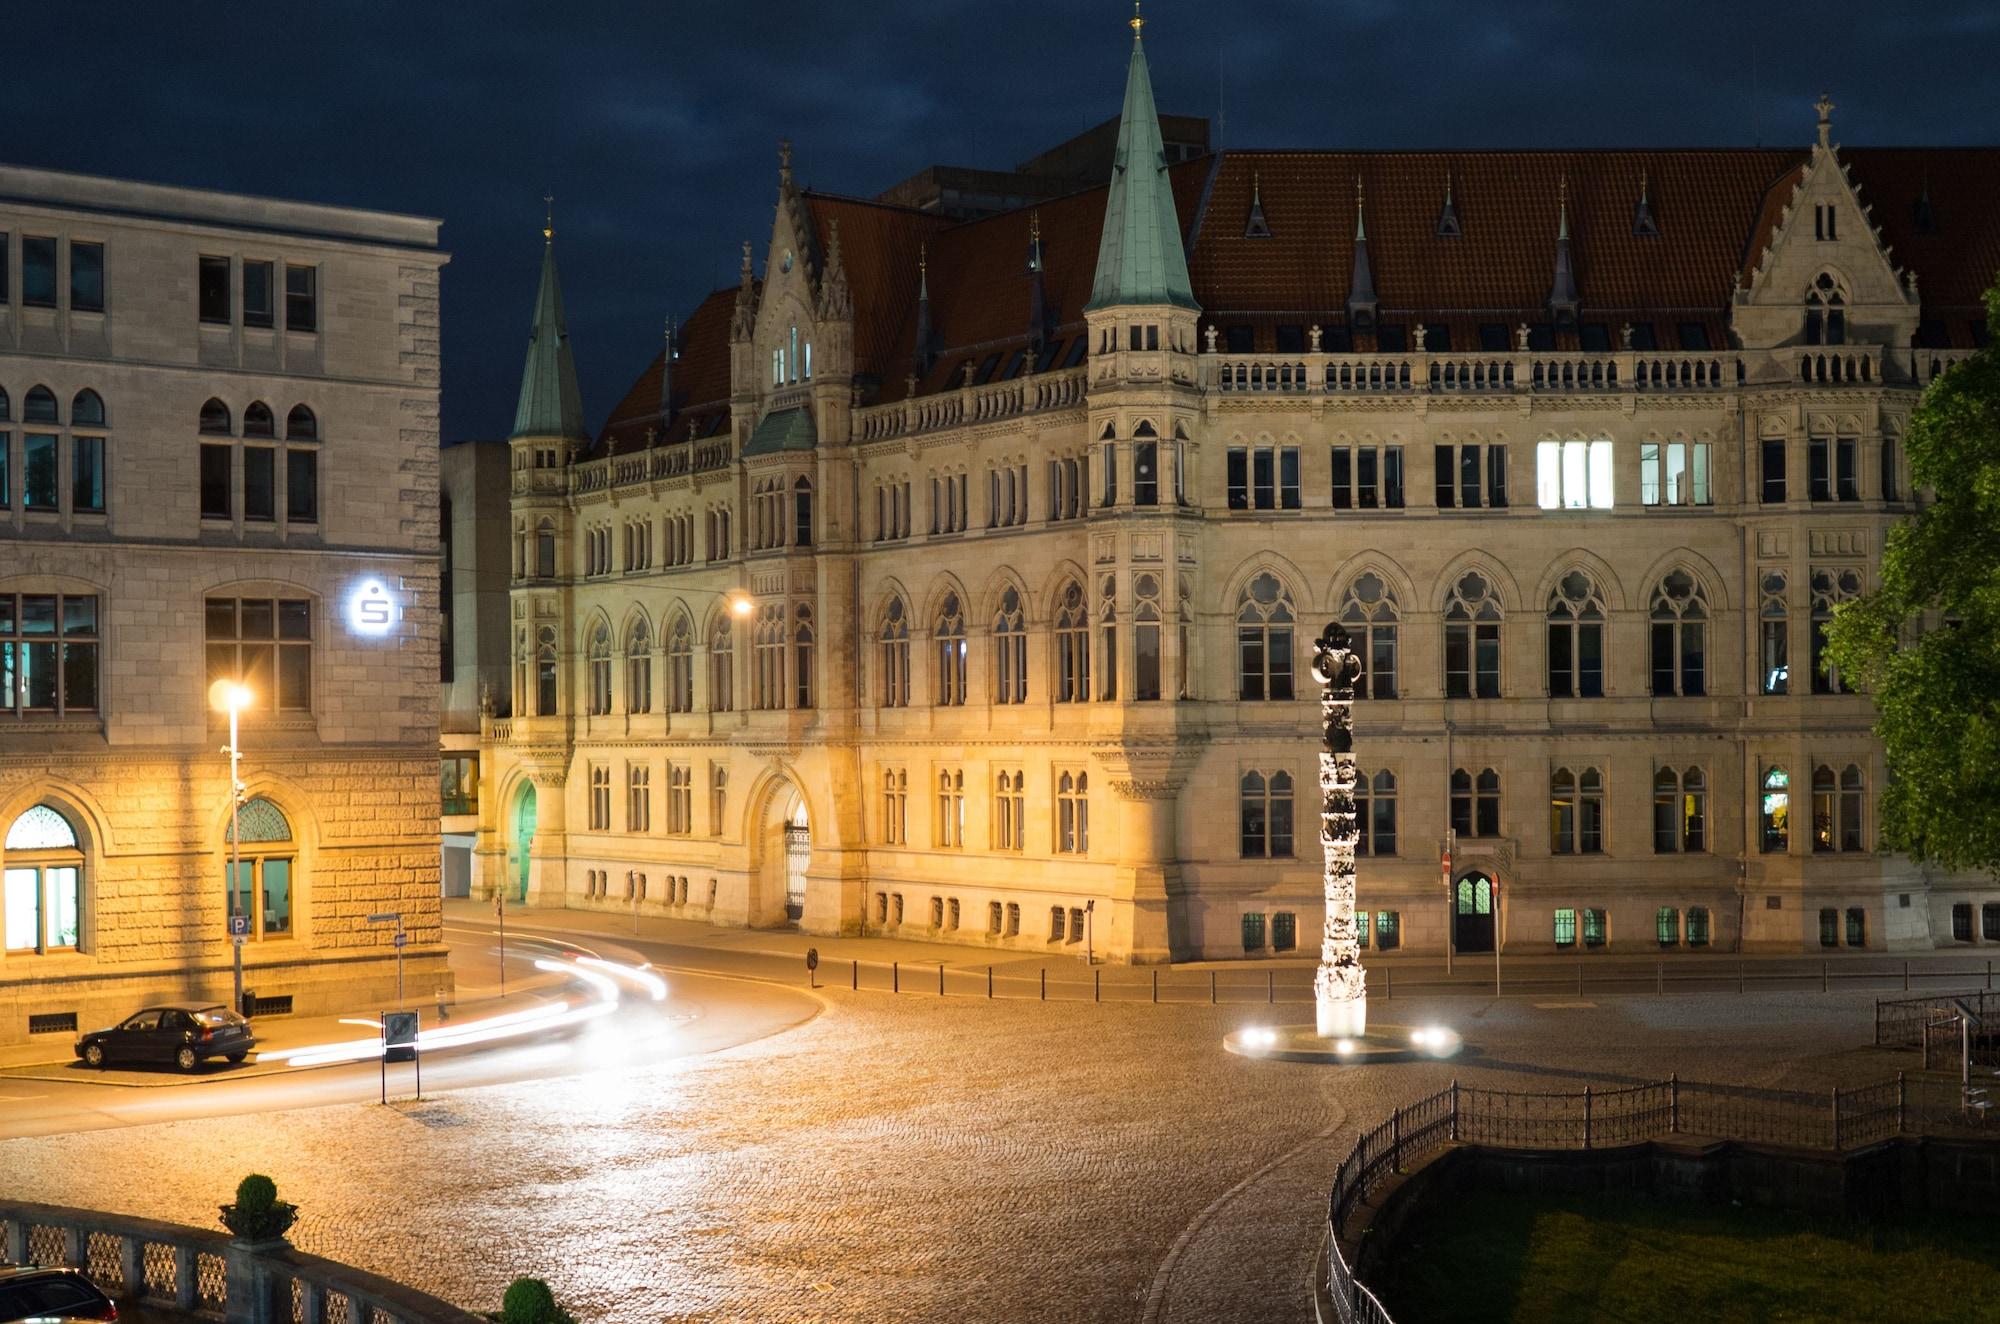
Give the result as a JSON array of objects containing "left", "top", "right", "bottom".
[{"left": 0, "top": 979, "right": 1913, "bottom": 1323}]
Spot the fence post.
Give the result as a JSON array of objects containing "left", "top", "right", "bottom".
[
  {"left": 1386, "top": 967, "right": 1392, "bottom": 1000},
  {"left": 1268, "top": 970, "right": 1275, "bottom": 1005},
  {"left": 1392, "top": 1106, "right": 1404, "bottom": 1173},
  {"left": 1832, "top": 1087, "right": 1843, "bottom": 1150},
  {"left": 1450, "top": 1080, "right": 1460, "bottom": 1141},
  {"left": 1904, "top": 960, "right": 1910, "bottom": 992},
  {"left": 1669, "top": 1073, "right": 1679, "bottom": 1134},
  {"left": 1657, "top": 961, "right": 1663, "bottom": 996},
  {"left": 1210, "top": 970, "right": 1217, "bottom": 1005},
  {"left": 1152, "top": 969, "right": 1159, "bottom": 1004},
  {"left": 939, "top": 964, "right": 946, "bottom": 997},
  {"left": 1040, "top": 968, "right": 1046, "bottom": 1001},
  {"left": 1897, "top": 1070, "right": 1907, "bottom": 1134},
  {"left": 893, "top": 961, "right": 899, "bottom": 994},
  {"left": 852, "top": 959, "right": 858, "bottom": 990},
  {"left": 1095, "top": 969, "right": 1101, "bottom": 1004},
  {"left": 1577, "top": 963, "right": 1584, "bottom": 998},
  {"left": 1738, "top": 961, "right": 1746, "bottom": 994},
  {"left": 987, "top": 966, "right": 993, "bottom": 999},
  {"left": 1988, "top": 959, "right": 1992, "bottom": 992},
  {"left": 1584, "top": 1085, "right": 1593, "bottom": 1149}
]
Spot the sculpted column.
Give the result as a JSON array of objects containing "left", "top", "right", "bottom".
[{"left": 1311, "top": 622, "right": 1367, "bottom": 1038}]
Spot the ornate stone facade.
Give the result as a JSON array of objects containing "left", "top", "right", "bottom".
[{"left": 478, "top": 34, "right": 1998, "bottom": 962}]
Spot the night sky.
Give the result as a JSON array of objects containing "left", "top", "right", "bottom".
[{"left": 13, "top": 2, "right": 1998, "bottom": 442}]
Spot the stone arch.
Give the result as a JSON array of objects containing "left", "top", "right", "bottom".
[
  {"left": 618, "top": 604, "right": 657, "bottom": 651},
  {"left": 0, "top": 778, "right": 114, "bottom": 857},
  {"left": 741, "top": 760, "right": 819, "bottom": 927},
  {"left": 578, "top": 606, "right": 615, "bottom": 653},
  {"left": 1215, "top": 550, "right": 1312, "bottom": 615},
  {"left": 1039, "top": 559, "right": 1090, "bottom": 618},
  {"left": 872, "top": 575, "right": 916, "bottom": 631},
  {"left": 1429, "top": 551, "right": 1523, "bottom": 616},
  {"left": 1634, "top": 547, "right": 1732, "bottom": 614},
  {"left": 920, "top": 571, "right": 970, "bottom": 625},
  {"left": 1326, "top": 550, "right": 1418, "bottom": 617},
  {"left": 1529, "top": 549, "right": 1629, "bottom": 615},
  {"left": 974, "top": 565, "right": 1032, "bottom": 626}
]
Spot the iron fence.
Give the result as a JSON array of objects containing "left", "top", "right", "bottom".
[
  {"left": 1321, "top": 1071, "right": 1996, "bottom": 1324},
  {"left": 1874, "top": 990, "right": 2000, "bottom": 1048}
]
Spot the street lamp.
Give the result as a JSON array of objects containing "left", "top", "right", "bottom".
[{"left": 209, "top": 679, "right": 254, "bottom": 1015}]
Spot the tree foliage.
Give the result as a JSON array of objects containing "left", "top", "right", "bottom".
[{"left": 1825, "top": 283, "right": 2000, "bottom": 873}]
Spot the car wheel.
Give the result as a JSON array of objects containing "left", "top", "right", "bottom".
[
  {"left": 175, "top": 1045, "right": 199, "bottom": 1072},
  {"left": 226, "top": 1051, "right": 247, "bottom": 1064},
  {"left": 83, "top": 1042, "right": 105, "bottom": 1069}
]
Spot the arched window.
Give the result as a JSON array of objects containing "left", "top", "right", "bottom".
[
  {"left": 1444, "top": 571, "right": 1502, "bottom": 699},
  {"left": 23, "top": 386, "right": 58, "bottom": 424},
  {"left": 1176, "top": 578, "right": 1195, "bottom": 700},
  {"left": 1812, "top": 764, "right": 1867, "bottom": 853},
  {"left": 664, "top": 614, "right": 692, "bottom": 714},
  {"left": 753, "top": 605, "right": 786, "bottom": 709},
  {"left": 1133, "top": 573, "right": 1162, "bottom": 701},
  {"left": 993, "top": 587, "right": 1026, "bottom": 704},
  {"left": 934, "top": 592, "right": 967, "bottom": 706},
  {"left": 1653, "top": 767, "right": 1707, "bottom": 853},
  {"left": 1650, "top": 571, "right": 1708, "bottom": 696},
  {"left": 993, "top": 771, "right": 1024, "bottom": 851},
  {"left": 936, "top": 769, "right": 964, "bottom": 848},
  {"left": 1451, "top": 768, "right": 1502, "bottom": 838},
  {"left": 1239, "top": 770, "right": 1295, "bottom": 858},
  {"left": 535, "top": 519, "right": 556, "bottom": 578},
  {"left": 1235, "top": 573, "right": 1294, "bottom": 701},
  {"left": 792, "top": 476, "right": 814, "bottom": 548},
  {"left": 1057, "top": 771, "right": 1089, "bottom": 854},
  {"left": 1550, "top": 767, "right": 1604, "bottom": 854},
  {"left": 243, "top": 402, "right": 276, "bottom": 439},
  {"left": 880, "top": 597, "right": 910, "bottom": 708},
  {"left": 1546, "top": 571, "right": 1605, "bottom": 698},
  {"left": 792, "top": 603, "right": 816, "bottom": 709},
  {"left": 625, "top": 618, "right": 653, "bottom": 715},
  {"left": 586, "top": 623, "right": 613, "bottom": 716},
  {"left": 1054, "top": 581, "right": 1090, "bottom": 702},
  {"left": 1098, "top": 577, "right": 1118, "bottom": 701},
  {"left": 286, "top": 405, "right": 318, "bottom": 441},
  {"left": 4, "top": 803, "right": 82, "bottom": 952},
  {"left": 0, "top": 387, "right": 10, "bottom": 421},
  {"left": 708, "top": 616, "right": 734, "bottom": 713},
  {"left": 1760, "top": 766, "right": 1790, "bottom": 853},
  {"left": 200, "top": 398, "right": 232, "bottom": 435},
  {"left": 1805, "top": 272, "right": 1846, "bottom": 346},
  {"left": 225, "top": 796, "right": 295, "bottom": 938},
  {"left": 71, "top": 390, "right": 105, "bottom": 427},
  {"left": 1760, "top": 571, "right": 1790, "bottom": 695},
  {"left": 1810, "top": 568, "right": 1862, "bottom": 694},
  {"left": 1340, "top": 573, "right": 1399, "bottom": 699},
  {"left": 535, "top": 625, "right": 559, "bottom": 716}
]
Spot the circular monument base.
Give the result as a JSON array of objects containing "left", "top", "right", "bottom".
[{"left": 1223, "top": 1022, "right": 1467, "bottom": 1064}]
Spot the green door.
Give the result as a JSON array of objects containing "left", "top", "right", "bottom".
[{"left": 511, "top": 783, "right": 537, "bottom": 903}]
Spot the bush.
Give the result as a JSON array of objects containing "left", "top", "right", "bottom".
[
  {"left": 218, "top": 1172, "right": 297, "bottom": 1243},
  {"left": 495, "top": 1277, "right": 576, "bottom": 1324}
]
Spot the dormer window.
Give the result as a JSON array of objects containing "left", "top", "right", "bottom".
[
  {"left": 1805, "top": 272, "right": 1846, "bottom": 346},
  {"left": 1813, "top": 204, "right": 1838, "bottom": 241}
]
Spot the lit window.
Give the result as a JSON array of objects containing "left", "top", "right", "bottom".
[{"left": 1536, "top": 438, "right": 1614, "bottom": 509}]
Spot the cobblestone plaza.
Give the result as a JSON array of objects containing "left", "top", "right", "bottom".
[{"left": 0, "top": 979, "right": 1907, "bottom": 1322}]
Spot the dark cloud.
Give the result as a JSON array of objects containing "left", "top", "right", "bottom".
[{"left": 10, "top": 1, "right": 1996, "bottom": 440}]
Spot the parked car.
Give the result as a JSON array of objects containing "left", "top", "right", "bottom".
[
  {"left": 75, "top": 1002, "right": 255, "bottom": 1072},
  {"left": 0, "top": 1265, "right": 117, "bottom": 1320}
]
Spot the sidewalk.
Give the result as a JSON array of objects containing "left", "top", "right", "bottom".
[{"left": 0, "top": 973, "right": 566, "bottom": 1079}]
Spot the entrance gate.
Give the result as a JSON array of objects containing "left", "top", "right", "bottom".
[
  {"left": 509, "top": 782, "right": 536, "bottom": 903},
  {"left": 784, "top": 822, "right": 809, "bottom": 921},
  {"left": 1454, "top": 873, "right": 1495, "bottom": 953}
]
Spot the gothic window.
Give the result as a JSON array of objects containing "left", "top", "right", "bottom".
[
  {"left": 1809, "top": 431, "right": 1859, "bottom": 503},
  {"left": 934, "top": 592, "right": 967, "bottom": 706},
  {"left": 224, "top": 797, "right": 295, "bottom": 939},
  {"left": 535, "top": 625, "right": 558, "bottom": 715},
  {"left": 880, "top": 597, "right": 910, "bottom": 708},
  {"left": 936, "top": 769, "right": 964, "bottom": 848},
  {"left": 585, "top": 623, "right": 613, "bottom": 715},
  {"left": 535, "top": 519, "right": 556, "bottom": 578},
  {"left": 993, "top": 771, "right": 1024, "bottom": 851},
  {"left": 587, "top": 765, "right": 611, "bottom": 831},
  {"left": 1353, "top": 769, "right": 1397, "bottom": 855},
  {"left": 628, "top": 763, "right": 652, "bottom": 833},
  {"left": 709, "top": 763, "right": 728, "bottom": 833},
  {"left": 1133, "top": 573, "right": 1162, "bottom": 701},
  {"left": 1550, "top": 767, "right": 1604, "bottom": 854},
  {"left": 1760, "top": 766, "right": 1790, "bottom": 853},
  {"left": 1054, "top": 581, "right": 1090, "bottom": 703},
  {"left": 752, "top": 604, "right": 785, "bottom": 710},
  {"left": 1760, "top": 571, "right": 1790, "bottom": 695},
  {"left": 993, "top": 587, "right": 1026, "bottom": 704},
  {"left": 792, "top": 476, "right": 814, "bottom": 547},
  {"left": 708, "top": 616, "right": 734, "bottom": 713},
  {"left": 1649, "top": 571, "right": 1708, "bottom": 697},
  {"left": 792, "top": 603, "right": 816, "bottom": 709},
  {"left": 1810, "top": 568, "right": 1862, "bottom": 694},
  {"left": 881, "top": 768, "right": 908, "bottom": 845},
  {"left": 625, "top": 617, "right": 653, "bottom": 715},
  {"left": 1239, "top": 770, "right": 1295, "bottom": 858},
  {"left": 243, "top": 402, "right": 275, "bottom": 439},
  {"left": 1451, "top": 768, "right": 1501, "bottom": 838},
  {"left": 1812, "top": 764, "right": 1866, "bottom": 852},
  {"left": 1444, "top": 571, "right": 1502, "bottom": 699},
  {"left": 4, "top": 803, "right": 83, "bottom": 953},
  {"left": 1546, "top": 571, "right": 1606, "bottom": 698},
  {"left": 1098, "top": 578, "right": 1118, "bottom": 701},
  {"left": 1653, "top": 767, "right": 1707, "bottom": 853},
  {"left": 1339, "top": 573, "right": 1399, "bottom": 699},
  {"left": 1056, "top": 771, "right": 1088, "bottom": 854},
  {"left": 665, "top": 614, "right": 693, "bottom": 713},
  {"left": 1235, "top": 573, "right": 1295, "bottom": 701},
  {"left": 1177, "top": 579, "right": 1194, "bottom": 701},
  {"left": 1805, "top": 272, "right": 1845, "bottom": 345}
]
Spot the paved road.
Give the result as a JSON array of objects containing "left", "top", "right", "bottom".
[{"left": 0, "top": 911, "right": 1925, "bottom": 1323}]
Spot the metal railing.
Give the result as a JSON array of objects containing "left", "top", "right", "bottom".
[
  {"left": 1322, "top": 1071, "right": 1994, "bottom": 1324},
  {"left": 1875, "top": 990, "right": 2000, "bottom": 1048},
  {"left": 0, "top": 1200, "right": 486, "bottom": 1324}
]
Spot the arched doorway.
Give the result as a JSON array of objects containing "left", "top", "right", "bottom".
[
  {"left": 784, "top": 800, "right": 810, "bottom": 923},
  {"left": 1454, "top": 872, "right": 1495, "bottom": 953},
  {"left": 755, "top": 779, "right": 811, "bottom": 926},
  {"left": 508, "top": 782, "right": 537, "bottom": 903}
]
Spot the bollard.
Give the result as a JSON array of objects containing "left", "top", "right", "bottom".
[
  {"left": 1385, "top": 967, "right": 1393, "bottom": 1000},
  {"left": 1210, "top": 970, "right": 1217, "bottom": 1005},
  {"left": 1268, "top": 970, "right": 1275, "bottom": 1005},
  {"left": 1584, "top": 1085, "right": 1593, "bottom": 1149},
  {"left": 1577, "top": 963, "right": 1584, "bottom": 998},
  {"left": 939, "top": 964, "right": 945, "bottom": 997},
  {"left": 987, "top": 965, "right": 993, "bottom": 999},
  {"left": 1152, "top": 969, "right": 1159, "bottom": 1004},
  {"left": 893, "top": 961, "right": 899, "bottom": 994},
  {"left": 1904, "top": 960, "right": 1910, "bottom": 992},
  {"left": 1738, "top": 961, "right": 1745, "bottom": 995},
  {"left": 1988, "top": 960, "right": 1993, "bottom": 992},
  {"left": 1040, "top": 968, "right": 1046, "bottom": 1001},
  {"left": 1823, "top": 960, "right": 1829, "bottom": 994},
  {"left": 1657, "top": 961, "right": 1663, "bottom": 997},
  {"left": 1094, "top": 969, "right": 1101, "bottom": 1004},
  {"left": 852, "top": 959, "right": 859, "bottom": 991}
]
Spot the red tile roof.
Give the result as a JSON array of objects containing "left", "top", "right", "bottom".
[{"left": 597, "top": 145, "right": 2000, "bottom": 452}]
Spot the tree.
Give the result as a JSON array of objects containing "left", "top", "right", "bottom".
[{"left": 1826, "top": 282, "right": 2000, "bottom": 873}]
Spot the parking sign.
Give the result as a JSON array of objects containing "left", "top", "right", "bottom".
[{"left": 228, "top": 914, "right": 250, "bottom": 937}]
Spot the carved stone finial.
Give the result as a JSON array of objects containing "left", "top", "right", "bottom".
[
  {"left": 740, "top": 240, "right": 753, "bottom": 276},
  {"left": 542, "top": 193, "right": 554, "bottom": 241},
  {"left": 1814, "top": 93, "right": 1835, "bottom": 148},
  {"left": 905, "top": 372, "right": 918, "bottom": 396},
  {"left": 778, "top": 138, "right": 793, "bottom": 184}
]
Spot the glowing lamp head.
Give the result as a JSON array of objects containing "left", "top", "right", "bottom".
[
  {"left": 208, "top": 679, "right": 254, "bottom": 714},
  {"left": 1335, "top": 1038, "right": 1355, "bottom": 1055},
  {"left": 727, "top": 592, "right": 755, "bottom": 618}
]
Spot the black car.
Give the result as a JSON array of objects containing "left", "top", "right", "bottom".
[
  {"left": 75, "top": 1002, "right": 255, "bottom": 1072},
  {"left": 0, "top": 1265, "right": 117, "bottom": 1320}
]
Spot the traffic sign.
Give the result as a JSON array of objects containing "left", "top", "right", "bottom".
[
  {"left": 392, "top": 931, "right": 408, "bottom": 949},
  {"left": 228, "top": 914, "right": 251, "bottom": 937},
  {"left": 382, "top": 1010, "right": 420, "bottom": 1049}
]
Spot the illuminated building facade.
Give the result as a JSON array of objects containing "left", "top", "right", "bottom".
[
  {"left": 0, "top": 164, "right": 449, "bottom": 1043},
  {"left": 480, "top": 23, "right": 1998, "bottom": 961}
]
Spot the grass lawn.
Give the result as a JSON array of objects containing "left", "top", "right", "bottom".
[{"left": 1367, "top": 1188, "right": 2000, "bottom": 1323}]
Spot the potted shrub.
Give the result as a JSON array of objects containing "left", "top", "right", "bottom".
[
  {"left": 218, "top": 1173, "right": 298, "bottom": 1246},
  {"left": 490, "top": 1277, "right": 576, "bottom": 1324}
]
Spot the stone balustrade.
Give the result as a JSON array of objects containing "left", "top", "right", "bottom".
[
  {"left": 0, "top": 1199, "right": 486, "bottom": 1324},
  {"left": 1205, "top": 348, "right": 1747, "bottom": 397}
]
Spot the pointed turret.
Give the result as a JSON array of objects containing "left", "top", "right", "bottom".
[
  {"left": 1085, "top": 3, "right": 1197, "bottom": 312},
  {"left": 510, "top": 205, "right": 588, "bottom": 442},
  {"left": 818, "top": 216, "right": 853, "bottom": 320},
  {"left": 659, "top": 317, "right": 675, "bottom": 421},
  {"left": 1436, "top": 173, "right": 1461, "bottom": 238},
  {"left": 912, "top": 243, "right": 935, "bottom": 377},
  {"left": 1547, "top": 176, "right": 1579, "bottom": 323},
  {"left": 1243, "top": 172, "right": 1272, "bottom": 239},
  {"left": 1632, "top": 170, "right": 1659, "bottom": 238},
  {"left": 1347, "top": 174, "right": 1377, "bottom": 328},
  {"left": 1027, "top": 211, "right": 1052, "bottom": 353},
  {"left": 729, "top": 239, "right": 758, "bottom": 343}
]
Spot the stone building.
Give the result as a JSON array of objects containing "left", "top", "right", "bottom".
[
  {"left": 0, "top": 164, "right": 449, "bottom": 1044},
  {"left": 478, "top": 21, "right": 1998, "bottom": 961},
  {"left": 440, "top": 439, "right": 510, "bottom": 897}
]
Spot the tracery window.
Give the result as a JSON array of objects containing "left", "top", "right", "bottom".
[
  {"left": 993, "top": 771, "right": 1024, "bottom": 851},
  {"left": 880, "top": 597, "right": 910, "bottom": 708},
  {"left": 1804, "top": 271, "right": 1845, "bottom": 345},
  {"left": 665, "top": 614, "right": 693, "bottom": 714},
  {"left": 585, "top": 623, "right": 612, "bottom": 715},
  {"left": 1549, "top": 767, "right": 1604, "bottom": 854},
  {"left": 1239, "top": 770, "right": 1295, "bottom": 858},
  {"left": 708, "top": 617, "right": 734, "bottom": 713},
  {"left": 1444, "top": 571, "right": 1502, "bottom": 699},
  {"left": 1056, "top": 771, "right": 1088, "bottom": 854},
  {"left": 1649, "top": 571, "right": 1707, "bottom": 697},
  {"left": 993, "top": 587, "right": 1026, "bottom": 704},
  {"left": 792, "top": 603, "right": 816, "bottom": 709},
  {"left": 752, "top": 604, "right": 785, "bottom": 710},
  {"left": 933, "top": 592, "right": 967, "bottom": 706},
  {"left": 1352, "top": 769, "right": 1397, "bottom": 855},
  {"left": 1760, "top": 571, "right": 1790, "bottom": 695},
  {"left": 625, "top": 618, "right": 653, "bottom": 715},
  {"left": 1653, "top": 767, "right": 1707, "bottom": 853},
  {"left": 1235, "top": 573, "right": 1294, "bottom": 701},
  {"left": 1133, "top": 573, "right": 1162, "bottom": 701},
  {"left": 936, "top": 769, "right": 964, "bottom": 848},
  {"left": 1451, "top": 768, "right": 1501, "bottom": 838},
  {"left": 1810, "top": 568, "right": 1862, "bottom": 694},
  {"left": 1546, "top": 571, "right": 1606, "bottom": 698},
  {"left": 1339, "top": 573, "right": 1398, "bottom": 699},
  {"left": 1760, "top": 766, "right": 1790, "bottom": 853},
  {"left": 1812, "top": 764, "right": 1865, "bottom": 852},
  {"left": 1054, "top": 581, "right": 1090, "bottom": 702}
]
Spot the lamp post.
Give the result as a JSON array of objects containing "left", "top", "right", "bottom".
[
  {"left": 210, "top": 680, "right": 254, "bottom": 1016},
  {"left": 1085, "top": 899, "right": 1095, "bottom": 966}
]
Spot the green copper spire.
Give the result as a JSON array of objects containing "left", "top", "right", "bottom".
[
  {"left": 510, "top": 203, "right": 588, "bottom": 442},
  {"left": 1085, "top": 5, "right": 1198, "bottom": 312}
]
